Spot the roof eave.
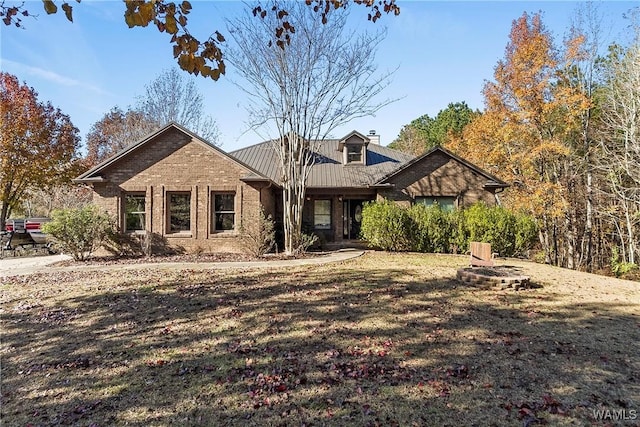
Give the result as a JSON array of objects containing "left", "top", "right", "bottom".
[
  {"left": 240, "top": 176, "right": 279, "bottom": 187},
  {"left": 72, "top": 176, "right": 107, "bottom": 184},
  {"left": 483, "top": 180, "right": 510, "bottom": 189}
]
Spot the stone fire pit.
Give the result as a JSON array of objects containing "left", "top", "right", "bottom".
[{"left": 457, "top": 266, "right": 531, "bottom": 290}]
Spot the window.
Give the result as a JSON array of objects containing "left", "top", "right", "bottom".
[
  {"left": 168, "top": 192, "right": 191, "bottom": 233},
  {"left": 415, "top": 196, "right": 456, "bottom": 212},
  {"left": 346, "top": 144, "right": 363, "bottom": 163},
  {"left": 314, "top": 199, "right": 331, "bottom": 229},
  {"left": 125, "top": 194, "right": 145, "bottom": 232},
  {"left": 213, "top": 193, "right": 235, "bottom": 231}
]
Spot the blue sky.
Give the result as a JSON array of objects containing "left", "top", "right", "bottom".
[{"left": 1, "top": 1, "right": 635, "bottom": 152}]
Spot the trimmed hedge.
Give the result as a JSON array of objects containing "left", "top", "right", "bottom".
[
  {"left": 409, "top": 204, "right": 453, "bottom": 253},
  {"left": 360, "top": 201, "right": 537, "bottom": 257},
  {"left": 360, "top": 200, "right": 414, "bottom": 251}
]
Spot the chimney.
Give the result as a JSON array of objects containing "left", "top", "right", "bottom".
[{"left": 368, "top": 130, "right": 380, "bottom": 145}]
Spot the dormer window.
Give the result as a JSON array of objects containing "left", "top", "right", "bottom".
[
  {"left": 347, "top": 144, "right": 363, "bottom": 163},
  {"left": 338, "top": 131, "right": 370, "bottom": 165}
]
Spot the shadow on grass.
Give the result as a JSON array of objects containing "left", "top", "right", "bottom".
[{"left": 1, "top": 260, "right": 638, "bottom": 426}]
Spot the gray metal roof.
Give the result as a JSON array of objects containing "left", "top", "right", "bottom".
[{"left": 230, "top": 138, "right": 414, "bottom": 189}]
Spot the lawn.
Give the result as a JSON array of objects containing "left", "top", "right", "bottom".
[{"left": 1, "top": 252, "right": 638, "bottom": 426}]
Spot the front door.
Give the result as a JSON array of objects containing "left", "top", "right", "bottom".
[{"left": 343, "top": 199, "right": 366, "bottom": 239}]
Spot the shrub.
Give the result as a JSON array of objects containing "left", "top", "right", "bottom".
[
  {"left": 449, "top": 208, "right": 468, "bottom": 253},
  {"left": 515, "top": 213, "right": 538, "bottom": 256},
  {"left": 408, "top": 204, "right": 453, "bottom": 253},
  {"left": 610, "top": 247, "right": 639, "bottom": 278},
  {"left": 239, "top": 207, "right": 276, "bottom": 257},
  {"left": 460, "top": 203, "right": 517, "bottom": 257},
  {"left": 293, "top": 232, "right": 319, "bottom": 255},
  {"left": 360, "top": 200, "right": 538, "bottom": 258},
  {"left": 361, "top": 200, "right": 414, "bottom": 251},
  {"left": 42, "top": 205, "right": 115, "bottom": 261}
]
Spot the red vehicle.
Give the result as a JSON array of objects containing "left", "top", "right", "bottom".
[{"left": 1, "top": 218, "right": 55, "bottom": 252}]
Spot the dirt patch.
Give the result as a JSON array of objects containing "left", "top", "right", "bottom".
[{"left": 1, "top": 252, "right": 638, "bottom": 426}]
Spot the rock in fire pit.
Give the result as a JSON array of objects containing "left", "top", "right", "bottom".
[{"left": 457, "top": 266, "right": 531, "bottom": 290}]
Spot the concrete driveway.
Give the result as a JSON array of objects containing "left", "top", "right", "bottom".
[{"left": 0, "top": 254, "right": 72, "bottom": 278}]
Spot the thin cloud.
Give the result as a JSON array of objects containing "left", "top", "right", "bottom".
[{"left": 1, "top": 58, "right": 111, "bottom": 96}]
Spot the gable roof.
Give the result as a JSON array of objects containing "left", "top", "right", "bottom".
[
  {"left": 376, "top": 145, "right": 509, "bottom": 189},
  {"left": 231, "top": 135, "right": 414, "bottom": 189},
  {"left": 74, "top": 122, "right": 274, "bottom": 184},
  {"left": 337, "top": 130, "right": 370, "bottom": 150}
]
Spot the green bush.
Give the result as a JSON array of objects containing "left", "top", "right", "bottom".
[
  {"left": 459, "top": 203, "right": 523, "bottom": 257},
  {"left": 42, "top": 205, "right": 115, "bottom": 261},
  {"left": 408, "top": 204, "right": 453, "bottom": 253},
  {"left": 610, "top": 247, "right": 639, "bottom": 278},
  {"left": 449, "top": 208, "right": 468, "bottom": 253},
  {"left": 515, "top": 213, "right": 538, "bottom": 256},
  {"left": 361, "top": 200, "right": 538, "bottom": 257},
  {"left": 361, "top": 200, "right": 414, "bottom": 251}
]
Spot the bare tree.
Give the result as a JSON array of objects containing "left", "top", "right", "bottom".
[
  {"left": 226, "top": 2, "right": 393, "bottom": 255},
  {"left": 21, "top": 184, "right": 92, "bottom": 217},
  {"left": 136, "top": 67, "right": 220, "bottom": 144},
  {"left": 86, "top": 68, "right": 220, "bottom": 166},
  {"left": 561, "top": 2, "right": 608, "bottom": 270},
  {"left": 597, "top": 28, "right": 640, "bottom": 264},
  {"left": 85, "top": 107, "right": 159, "bottom": 166}
]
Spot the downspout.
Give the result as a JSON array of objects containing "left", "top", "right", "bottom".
[{"left": 494, "top": 187, "right": 505, "bottom": 206}]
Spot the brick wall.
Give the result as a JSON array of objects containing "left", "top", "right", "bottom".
[
  {"left": 380, "top": 151, "right": 498, "bottom": 208},
  {"left": 89, "top": 127, "right": 266, "bottom": 254}
]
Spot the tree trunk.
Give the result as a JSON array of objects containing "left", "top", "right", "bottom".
[
  {"left": 584, "top": 170, "right": 593, "bottom": 271},
  {"left": 0, "top": 201, "right": 8, "bottom": 231},
  {"left": 565, "top": 211, "right": 575, "bottom": 270},
  {"left": 623, "top": 200, "right": 636, "bottom": 264},
  {"left": 539, "top": 219, "right": 552, "bottom": 264}
]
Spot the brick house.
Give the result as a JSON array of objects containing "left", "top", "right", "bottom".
[{"left": 75, "top": 122, "right": 508, "bottom": 253}]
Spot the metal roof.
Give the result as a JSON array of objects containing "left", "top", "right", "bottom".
[{"left": 230, "top": 138, "right": 414, "bottom": 189}]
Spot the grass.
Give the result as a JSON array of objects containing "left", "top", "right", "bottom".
[{"left": 1, "top": 252, "right": 639, "bottom": 426}]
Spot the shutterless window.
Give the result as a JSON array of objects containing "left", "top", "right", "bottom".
[
  {"left": 213, "top": 193, "right": 235, "bottom": 231},
  {"left": 168, "top": 192, "right": 191, "bottom": 233},
  {"left": 347, "top": 144, "right": 362, "bottom": 163},
  {"left": 314, "top": 200, "right": 331, "bottom": 229},
  {"left": 125, "top": 194, "right": 145, "bottom": 232},
  {"left": 415, "top": 196, "right": 456, "bottom": 212}
]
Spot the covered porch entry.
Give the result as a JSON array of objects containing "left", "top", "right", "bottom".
[{"left": 300, "top": 190, "right": 375, "bottom": 246}]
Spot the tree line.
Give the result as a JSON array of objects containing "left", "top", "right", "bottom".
[
  {"left": 0, "top": 68, "right": 219, "bottom": 229},
  {"left": 390, "top": 7, "right": 640, "bottom": 274}
]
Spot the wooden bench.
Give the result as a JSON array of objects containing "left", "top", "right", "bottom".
[{"left": 470, "top": 242, "right": 494, "bottom": 267}]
